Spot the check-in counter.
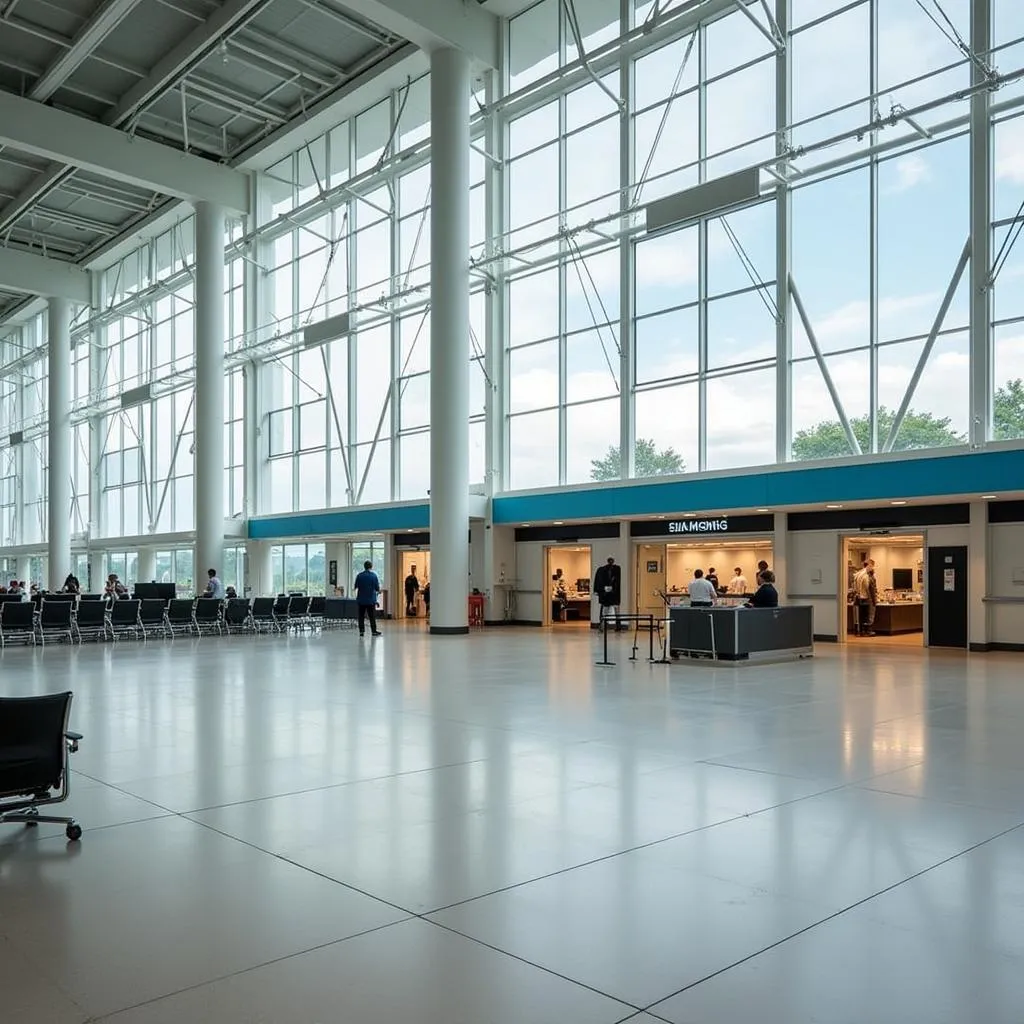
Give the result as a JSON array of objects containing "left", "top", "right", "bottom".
[{"left": 669, "top": 605, "right": 814, "bottom": 661}]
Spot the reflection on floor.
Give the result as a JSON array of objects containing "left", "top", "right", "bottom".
[
  {"left": 848, "top": 631, "right": 925, "bottom": 647},
  {"left": 2, "top": 629, "right": 1023, "bottom": 1023}
]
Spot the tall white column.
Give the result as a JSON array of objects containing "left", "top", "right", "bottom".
[
  {"left": 137, "top": 546, "right": 157, "bottom": 584},
  {"left": 194, "top": 201, "right": 225, "bottom": 586},
  {"left": 429, "top": 48, "right": 471, "bottom": 635},
  {"left": 773, "top": 511, "right": 789, "bottom": 602},
  {"left": 245, "top": 540, "right": 273, "bottom": 596},
  {"left": 88, "top": 550, "right": 105, "bottom": 593},
  {"left": 47, "top": 296, "right": 72, "bottom": 590},
  {"left": 968, "top": 501, "right": 988, "bottom": 651}
]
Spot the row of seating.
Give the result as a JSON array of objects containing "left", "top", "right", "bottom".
[{"left": 0, "top": 595, "right": 362, "bottom": 647}]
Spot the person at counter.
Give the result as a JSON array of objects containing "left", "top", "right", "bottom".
[
  {"left": 594, "top": 557, "right": 623, "bottom": 629},
  {"left": 687, "top": 569, "right": 717, "bottom": 607},
  {"left": 706, "top": 567, "right": 720, "bottom": 592},
  {"left": 756, "top": 560, "right": 770, "bottom": 586},
  {"left": 727, "top": 567, "right": 748, "bottom": 594},
  {"left": 745, "top": 570, "right": 778, "bottom": 608},
  {"left": 853, "top": 559, "right": 877, "bottom": 636}
]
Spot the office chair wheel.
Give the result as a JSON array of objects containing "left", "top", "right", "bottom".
[{"left": 65, "top": 824, "right": 82, "bottom": 841}]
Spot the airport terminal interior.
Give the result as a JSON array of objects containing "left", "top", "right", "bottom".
[{"left": 2, "top": 0, "right": 1024, "bottom": 1021}]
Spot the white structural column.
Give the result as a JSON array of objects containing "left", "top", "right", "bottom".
[
  {"left": 88, "top": 551, "right": 105, "bottom": 593},
  {"left": 774, "top": 0, "right": 792, "bottom": 462},
  {"left": 47, "top": 296, "right": 72, "bottom": 590},
  {"left": 137, "top": 547, "right": 157, "bottom": 584},
  {"left": 968, "top": 501, "right": 988, "bottom": 650},
  {"left": 194, "top": 201, "right": 226, "bottom": 587},
  {"left": 429, "top": 48, "right": 471, "bottom": 635},
  {"left": 773, "top": 511, "right": 789, "bottom": 602}
]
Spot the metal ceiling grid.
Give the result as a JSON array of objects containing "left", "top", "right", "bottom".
[{"left": 0, "top": 0, "right": 405, "bottom": 296}]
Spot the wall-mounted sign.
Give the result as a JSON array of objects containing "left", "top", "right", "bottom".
[
  {"left": 944, "top": 568, "right": 956, "bottom": 592},
  {"left": 667, "top": 519, "right": 729, "bottom": 534},
  {"left": 646, "top": 560, "right": 660, "bottom": 573},
  {"left": 328, "top": 559, "right": 338, "bottom": 587}
]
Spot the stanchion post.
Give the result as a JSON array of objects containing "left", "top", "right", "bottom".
[
  {"left": 648, "top": 614, "right": 655, "bottom": 662},
  {"left": 596, "top": 608, "right": 615, "bottom": 666}
]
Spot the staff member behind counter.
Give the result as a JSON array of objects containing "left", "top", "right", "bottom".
[{"left": 687, "top": 569, "right": 718, "bottom": 607}]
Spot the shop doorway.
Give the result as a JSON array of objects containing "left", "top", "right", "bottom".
[
  {"left": 397, "top": 550, "right": 430, "bottom": 620},
  {"left": 635, "top": 537, "right": 774, "bottom": 610},
  {"left": 544, "top": 545, "right": 592, "bottom": 627},
  {"left": 841, "top": 535, "right": 925, "bottom": 646}
]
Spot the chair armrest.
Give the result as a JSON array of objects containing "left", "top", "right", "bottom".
[{"left": 66, "top": 731, "right": 82, "bottom": 753}]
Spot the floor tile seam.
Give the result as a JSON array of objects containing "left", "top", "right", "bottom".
[
  {"left": 83, "top": 916, "right": 415, "bottom": 1023},
  {"left": 695, "top": 759, "right": 826, "bottom": 782},
  {"left": 0, "top": 933, "right": 93, "bottom": 1020},
  {"left": 853, "top": 779, "right": 1024, "bottom": 822},
  {"left": 71, "top": 772, "right": 184, "bottom": 816},
  {"left": 420, "top": 780, "right": 857, "bottom": 917},
  {"left": 119, "top": 755, "right": 492, "bottom": 815},
  {"left": 419, "top": 916, "right": 644, "bottom": 1014},
  {"left": 184, "top": 814, "right": 420, "bottom": 918},
  {"left": 637, "top": 817, "right": 1024, "bottom": 1016}
]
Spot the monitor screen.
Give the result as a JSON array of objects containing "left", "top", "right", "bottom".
[{"left": 892, "top": 568, "right": 913, "bottom": 590}]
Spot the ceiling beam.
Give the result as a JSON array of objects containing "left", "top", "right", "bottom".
[
  {"left": 332, "top": 0, "right": 499, "bottom": 67},
  {"left": 0, "top": 91, "right": 249, "bottom": 212},
  {"left": 103, "top": 0, "right": 272, "bottom": 126},
  {"left": 30, "top": 0, "right": 146, "bottom": 102},
  {"left": 0, "top": 246, "right": 90, "bottom": 303}
]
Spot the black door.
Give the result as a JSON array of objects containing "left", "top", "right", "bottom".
[{"left": 927, "top": 546, "right": 968, "bottom": 649}]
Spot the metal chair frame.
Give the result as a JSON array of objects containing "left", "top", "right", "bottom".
[
  {"left": 0, "top": 600, "right": 36, "bottom": 648},
  {"left": 37, "top": 599, "right": 75, "bottom": 646}
]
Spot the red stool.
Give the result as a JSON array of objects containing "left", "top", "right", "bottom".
[{"left": 468, "top": 594, "right": 485, "bottom": 628}]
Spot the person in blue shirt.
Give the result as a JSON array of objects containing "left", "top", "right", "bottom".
[{"left": 353, "top": 560, "right": 382, "bottom": 637}]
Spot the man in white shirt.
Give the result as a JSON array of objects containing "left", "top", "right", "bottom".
[
  {"left": 203, "top": 568, "right": 225, "bottom": 600},
  {"left": 852, "top": 559, "right": 875, "bottom": 635},
  {"left": 688, "top": 569, "right": 717, "bottom": 607},
  {"left": 727, "top": 567, "right": 748, "bottom": 594}
]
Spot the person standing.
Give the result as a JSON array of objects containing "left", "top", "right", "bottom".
[
  {"left": 404, "top": 568, "right": 420, "bottom": 616},
  {"left": 687, "top": 569, "right": 717, "bottom": 607},
  {"left": 203, "top": 568, "right": 225, "bottom": 600},
  {"left": 727, "top": 567, "right": 748, "bottom": 595},
  {"left": 755, "top": 559, "right": 770, "bottom": 586},
  {"left": 354, "top": 560, "right": 382, "bottom": 637},
  {"left": 852, "top": 559, "right": 875, "bottom": 635},
  {"left": 593, "top": 556, "right": 622, "bottom": 630},
  {"left": 706, "top": 567, "right": 720, "bottom": 592}
]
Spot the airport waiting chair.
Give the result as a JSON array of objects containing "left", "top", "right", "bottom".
[
  {"left": 0, "top": 691, "right": 83, "bottom": 841},
  {"left": 323, "top": 598, "right": 357, "bottom": 630},
  {"left": 108, "top": 599, "right": 143, "bottom": 642},
  {"left": 37, "top": 600, "right": 75, "bottom": 646},
  {"left": 193, "top": 598, "right": 223, "bottom": 637},
  {"left": 224, "top": 598, "right": 252, "bottom": 635},
  {"left": 250, "top": 597, "right": 279, "bottom": 634},
  {"left": 286, "top": 595, "right": 312, "bottom": 632},
  {"left": 308, "top": 595, "right": 326, "bottom": 631},
  {"left": 139, "top": 599, "right": 168, "bottom": 640},
  {"left": 74, "top": 599, "right": 108, "bottom": 643},
  {"left": 272, "top": 596, "right": 291, "bottom": 631},
  {"left": 166, "top": 599, "right": 195, "bottom": 638},
  {"left": 0, "top": 601, "right": 36, "bottom": 648}
]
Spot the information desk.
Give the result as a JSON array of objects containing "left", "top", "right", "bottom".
[
  {"left": 669, "top": 605, "right": 814, "bottom": 661},
  {"left": 846, "top": 602, "right": 923, "bottom": 635}
]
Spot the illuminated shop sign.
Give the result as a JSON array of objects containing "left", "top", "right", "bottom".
[{"left": 667, "top": 519, "right": 729, "bottom": 534}]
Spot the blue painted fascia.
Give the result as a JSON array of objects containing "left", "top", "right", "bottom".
[
  {"left": 491, "top": 448, "right": 1024, "bottom": 524},
  {"left": 248, "top": 503, "right": 430, "bottom": 539}
]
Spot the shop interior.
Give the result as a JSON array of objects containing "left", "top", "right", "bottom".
[
  {"left": 545, "top": 546, "right": 592, "bottom": 626},
  {"left": 842, "top": 535, "right": 924, "bottom": 646},
  {"left": 635, "top": 539, "right": 775, "bottom": 615},
  {"left": 397, "top": 550, "right": 430, "bottom": 620}
]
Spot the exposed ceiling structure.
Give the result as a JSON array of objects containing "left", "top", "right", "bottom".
[{"left": 0, "top": 0, "right": 502, "bottom": 323}]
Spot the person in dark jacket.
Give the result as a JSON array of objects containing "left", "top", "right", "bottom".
[
  {"left": 746, "top": 570, "right": 779, "bottom": 608},
  {"left": 354, "top": 561, "right": 382, "bottom": 637},
  {"left": 593, "top": 556, "right": 622, "bottom": 630},
  {"left": 404, "top": 568, "right": 420, "bottom": 616}
]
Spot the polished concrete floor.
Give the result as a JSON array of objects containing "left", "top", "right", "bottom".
[{"left": 2, "top": 626, "right": 1023, "bottom": 1023}]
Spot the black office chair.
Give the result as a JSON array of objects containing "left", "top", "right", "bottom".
[
  {"left": 272, "top": 596, "right": 291, "bottom": 631},
  {"left": 0, "top": 692, "right": 83, "bottom": 841},
  {"left": 0, "top": 601, "right": 36, "bottom": 648},
  {"left": 309, "top": 595, "right": 326, "bottom": 631},
  {"left": 37, "top": 599, "right": 75, "bottom": 646},
  {"left": 74, "top": 598, "right": 108, "bottom": 643},
  {"left": 286, "top": 595, "right": 312, "bottom": 632}
]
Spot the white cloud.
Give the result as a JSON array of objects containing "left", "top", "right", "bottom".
[{"left": 886, "top": 154, "right": 932, "bottom": 194}]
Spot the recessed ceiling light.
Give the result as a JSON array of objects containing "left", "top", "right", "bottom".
[
  {"left": 755, "top": 508, "right": 769, "bottom": 512},
  {"left": 684, "top": 513, "right": 697, "bottom": 517},
  {"left": 891, "top": 500, "right": 907, "bottom": 506},
  {"left": 521, "top": 523, "right": 531, "bottom": 527},
  {"left": 656, "top": 515, "right": 666, "bottom": 519},
  {"left": 553, "top": 521, "right": 563, "bottom": 525},
  {"left": 981, "top": 494, "right": 997, "bottom": 500},
  {"left": 826, "top": 504, "right": 843, "bottom": 509}
]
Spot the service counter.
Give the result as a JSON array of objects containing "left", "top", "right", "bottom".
[
  {"left": 846, "top": 601, "right": 924, "bottom": 635},
  {"left": 669, "top": 604, "right": 814, "bottom": 661}
]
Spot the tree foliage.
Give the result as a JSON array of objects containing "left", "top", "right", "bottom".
[
  {"left": 792, "top": 406, "right": 964, "bottom": 460},
  {"left": 590, "top": 438, "right": 685, "bottom": 481},
  {"left": 994, "top": 378, "right": 1024, "bottom": 441}
]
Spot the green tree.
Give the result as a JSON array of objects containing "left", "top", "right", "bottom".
[
  {"left": 994, "top": 378, "right": 1024, "bottom": 440},
  {"left": 792, "top": 406, "right": 964, "bottom": 460},
  {"left": 590, "top": 438, "right": 685, "bottom": 481}
]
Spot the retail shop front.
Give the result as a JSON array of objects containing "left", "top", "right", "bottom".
[{"left": 630, "top": 514, "right": 775, "bottom": 615}]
